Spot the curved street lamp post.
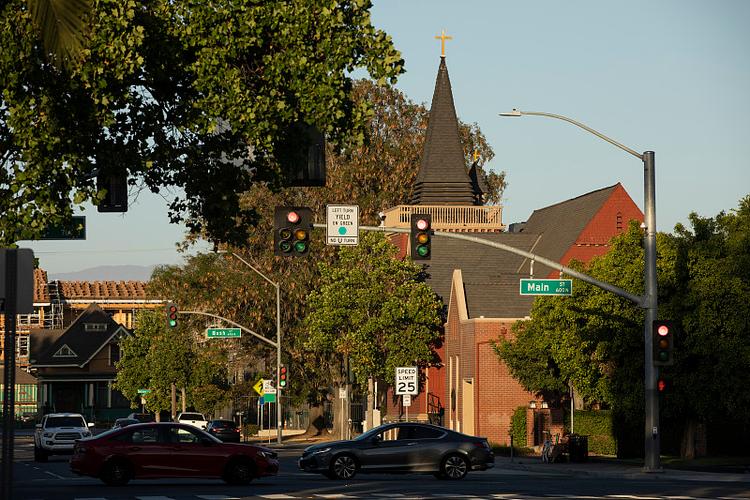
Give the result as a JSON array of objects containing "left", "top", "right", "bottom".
[
  {"left": 218, "top": 251, "right": 283, "bottom": 445},
  {"left": 499, "top": 109, "right": 660, "bottom": 472}
]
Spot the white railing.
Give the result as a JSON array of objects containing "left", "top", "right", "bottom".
[{"left": 382, "top": 205, "right": 504, "bottom": 232}]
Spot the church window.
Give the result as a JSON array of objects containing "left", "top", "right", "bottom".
[{"left": 616, "top": 212, "right": 623, "bottom": 232}]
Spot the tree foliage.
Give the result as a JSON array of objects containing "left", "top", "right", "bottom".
[
  {"left": 0, "top": 0, "right": 403, "bottom": 245},
  {"left": 115, "top": 309, "right": 229, "bottom": 416},
  {"left": 304, "top": 231, "right": 443, "bottom": 385}
]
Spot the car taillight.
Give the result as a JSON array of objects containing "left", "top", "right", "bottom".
[{"left": 473, "top": 440, "right": 490, "bottom": 450}]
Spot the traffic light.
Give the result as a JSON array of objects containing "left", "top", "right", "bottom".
[
  {"left": 657, "top": 378, "right": 669, "bottom": 392},
  {"left": 274, "top": 207, "right": 313, "bottom": 257},
  {"left": 652, "top": 320, "right": 675, "bottom": 366},
  {"left": 279, "top": 365, "right": 288, "bottom": 389},
  {"left": 410, "top": 213, "right": 432, "bottom": 260},
  {"left": 165, "top": 302, "right": 178, "bottom": 329}
]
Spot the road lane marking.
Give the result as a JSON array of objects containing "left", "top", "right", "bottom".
[
  {"left": 135, "top": 497, "right": 177, "bottom": 500},
  {"left": 43, "top": 470, "right": 67, "bottom": 480},
  {"left": 257, "top": 495, "right": 296, "bottom": 499},
  {"left": 196, "top": 496, "right": 241, "bottom": 500}
]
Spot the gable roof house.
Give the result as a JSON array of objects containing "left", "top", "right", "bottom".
[
  {"left": 30, "top": 303, "right": 132, "bottom": 421},
  {"left": 380, "top": 44, "right": 644, "bottom": 447}
]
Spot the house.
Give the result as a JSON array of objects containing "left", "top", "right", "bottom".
[{"left": 29, "top": 303, "right": 133, "bottom": 422}]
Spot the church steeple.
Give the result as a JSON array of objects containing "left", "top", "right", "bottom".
[{"left": 410, "top": 52, "right": 480, "bottom": 206}]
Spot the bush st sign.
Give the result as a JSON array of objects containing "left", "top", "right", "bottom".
[
  {"left": 206, "top": 328, "right": 242, "bottom": 338},
  {"left": 519, "top": 278, "right": 573, "bottom": 296}
]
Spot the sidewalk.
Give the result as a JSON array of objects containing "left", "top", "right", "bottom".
[{"left": 494, "top": 455, "right": 750, "bottom": 483}]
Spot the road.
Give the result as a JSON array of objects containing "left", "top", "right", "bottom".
[{"left": 5, "top": 435, "right": 750, "bottom": 500}]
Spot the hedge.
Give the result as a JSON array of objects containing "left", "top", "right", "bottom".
[
  {"left": 571, "top": 410, "right": 616, "bottom": 456},
  {"left": 510, "top": 406, "right": 527, "bottom": 447}
]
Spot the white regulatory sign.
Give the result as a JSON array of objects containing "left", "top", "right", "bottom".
[
  {"left": 395, "top": 366, "right": 418, "bottom": 395},
  {"left": 402, "top": 394, "right": 412, "bottom": 407},
  {"left": 262, "top": 379, "right": 277, "bottom": 395},
  {"left": 326, "top": 204, "right": 359, "bottom": 246}
]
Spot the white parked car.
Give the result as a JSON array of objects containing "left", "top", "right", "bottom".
[
  {"left": 176, "top": 411, "right": 209, "bottom": 430},
  {"left": 34, "top": 413, "right": 94, "bottom": 462}
]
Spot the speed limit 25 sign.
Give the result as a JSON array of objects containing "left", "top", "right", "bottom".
[{"left": 395, "top": 366, "right": 418, "bottom": 395}]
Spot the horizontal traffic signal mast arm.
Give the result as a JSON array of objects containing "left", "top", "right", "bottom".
[
  {"left": 179, "top": 310, "right": 278, "bottom": 348},
  {"left": 312, "top": 224, "right": 644, "bottom": 307}
]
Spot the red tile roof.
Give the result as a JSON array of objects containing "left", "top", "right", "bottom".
[
  {"left": 59, "top": 281, "right": 148, "bottom": 300},
  {"left": 34, "top": 269, "right": 50, "bottom": 303}
]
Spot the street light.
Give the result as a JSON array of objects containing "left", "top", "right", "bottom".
[
  {"left": 500, "top": 109, "right": 660, "bottom": 472},
  {"left": 217, "top": 250, "right": 283, "bottom": 445}
]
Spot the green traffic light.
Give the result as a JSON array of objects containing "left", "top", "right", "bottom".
[
  {"left": 416, "top": 245, "right": 429, "bottom": 257},
  {"left": 294, "top": 241, "right": 307, "bottom": 253},
  {"left": 169, "top": 319, "right": 177, "bottom": 328},
  {"left": 658, "top": 351, "right": 669, "bottom": 361}
]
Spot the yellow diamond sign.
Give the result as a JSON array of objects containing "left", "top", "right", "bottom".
[{"left": 253, "top": 379, "right": 264, "bottom": 396}]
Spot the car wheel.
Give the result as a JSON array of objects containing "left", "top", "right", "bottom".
[
  {"left": 441, "top": 453, "right": 468, "bottom": 480},
  {"left": 223, "top": 459, "right": 255, "bottom": 485},
  {"left": 100, "top": 460, "right": 131, "bottom": 486},
  {"left": 329, "top": 454, "right": 357, "bottom": 480},
  {"left": 33, "top": 447, "right": 48, "bottom": 463}
]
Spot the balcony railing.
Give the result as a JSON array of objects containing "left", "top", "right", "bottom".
[{"left": 382, "top": 205, "right": 504, "bottom": 232}]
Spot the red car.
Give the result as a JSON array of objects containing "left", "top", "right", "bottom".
[{"left": 70, "top": 422, "right": 278, "bottom": 486}]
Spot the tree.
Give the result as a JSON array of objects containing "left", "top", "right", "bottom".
[
  {"left": 0, "top": 0, "right": 403, "bottom": 245},
  {"left": 115, "top": 309, "right": 229, "bottom": 418},
  {"left": 304, "top": 231, "right": 443, "bottom": 387},
  {"left": 660, "top": 195, "right": 750, "bottom": 457}
]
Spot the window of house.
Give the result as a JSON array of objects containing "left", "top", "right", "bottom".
[
  {"left": 616, "top": 212, "right": 623, "bottom": 231},
  {"left": 53, "top": 344, "right": 77, "bottom": 358},
  {"left": 109, "top": 343, "right": 121, "bottom": 366},
  {"left": 17, "top": 336, "right": 29, "bottom": 357},
  {"left": 84, "top": 323, "right": 108, "bottom": 332}
]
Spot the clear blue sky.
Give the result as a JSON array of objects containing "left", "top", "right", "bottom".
[{"left": 21, "top": 0, "right": 750, "bottom": 276}]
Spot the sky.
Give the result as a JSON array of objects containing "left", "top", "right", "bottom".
[{"left": 20, "top": 0, "right": 750, "bottom": 278}]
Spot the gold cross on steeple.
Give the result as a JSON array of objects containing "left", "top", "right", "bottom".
[
  {"left": 472, "top": 150, "right": 480, "bottom": 163},
  {"left": 434, "top": 29, "right": 453, "bottom": 58}
]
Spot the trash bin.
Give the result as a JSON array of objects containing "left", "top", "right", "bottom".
[{"left": 568, "top": 434, "right": 588, "bottom": 462}]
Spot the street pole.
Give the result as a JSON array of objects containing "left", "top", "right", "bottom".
[
  {"left": 499, "top": 109, "right": 660, "bottom": 471},
  {"left": 217, "top": 251, "right": 283, "bottom": 446}
]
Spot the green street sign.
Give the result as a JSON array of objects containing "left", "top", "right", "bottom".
[
  {"left": 206, "top": 328, "right": 242, "bottom": 338},
  {"left": 39, "top": 216, "right": 86, "bottom": 240},
  {"left": 520, "top": 278, "right": 573, "bottom": 296},
  {"left": 137, "top": 389, "right": 151, "bottom": 395}
]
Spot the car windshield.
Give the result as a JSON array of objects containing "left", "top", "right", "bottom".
[
  {"left": 179, "top": 413, "right": 203, "bottom": 420},
  {"left": 45, "top": 416, "right": 85, "bottom": 428},
  {"left": 354, "top": 425, "right": 391, "bottom": 441}
]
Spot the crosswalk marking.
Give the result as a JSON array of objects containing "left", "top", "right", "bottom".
[
  {"left": 135, "top": 497, "right": 176, "bottom": 500},
  {"left": 258, "top": 495, "right": 296, "bottom": 499},
  {"left": 196, "top": 496, "right": 241, "bottom": 500}
]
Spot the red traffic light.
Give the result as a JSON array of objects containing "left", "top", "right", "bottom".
[
  {"left": 286, "top": 211, "right": 300, "bottom": 224},
  {"left": 657, "top": 324, "right": 670, "bottom": 336},
  {"left": 416, "top": 218, "right": 430, "bottom": 231},
  {"left": 657, "top": 378, "right": 668, "bottom": 392}
]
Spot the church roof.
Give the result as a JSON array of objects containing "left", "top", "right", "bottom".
[
  {"left": 517, "top": 184, "right": 620, "bottom": 277},
  {"left": 410, "top": 57, "right": 480, "bottom": 205}
]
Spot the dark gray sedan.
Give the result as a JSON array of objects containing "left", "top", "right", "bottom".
[{"left": 298, "top": 422, "right": 494, "bottom": 480}]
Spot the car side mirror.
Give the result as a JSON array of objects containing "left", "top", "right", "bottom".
[
  {"left": 35, "top": 424, "right": 42, "bottom": 429},
  {"left": 88, "top": 423, "right": 95, "bottom": 428},
  {"left": 371, "top": 436, "right": 382, "bottom": 445}
]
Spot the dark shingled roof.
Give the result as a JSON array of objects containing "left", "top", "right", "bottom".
[
  {"left": 410, "top": 57, "right": 480, "bottom": 205},
  {"left": 30, "top": 303, "right": 127, "bottom": 367},
  {"left": 422, "top": 232, "right": 540, "bottom": 318},
  {"left": 517, "top": 184, "right": 619, "bottom": 277}
]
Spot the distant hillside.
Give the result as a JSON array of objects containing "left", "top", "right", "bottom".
[{"left": 49, "top": 265, "right": 158, "bottom": 282}]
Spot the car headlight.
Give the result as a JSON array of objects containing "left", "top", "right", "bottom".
[
  {"left": 258, "top": 450, "right": 277, "bottom": 459},
  {"left": 311, "top": 447, "right": 331, "bottom": 456},
  {"left": 82, "top": 431, "right": 92, "bottom": 437},
  {"left": 43, "top": 432, "right": 53, "bottom": 438}
]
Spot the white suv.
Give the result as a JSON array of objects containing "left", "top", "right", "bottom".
[
  {"left": 176, "top": 412, "right": 209, "bottom": 430},
  {"left": 34, "top": 413, "right": 94, "bottom": 462}
]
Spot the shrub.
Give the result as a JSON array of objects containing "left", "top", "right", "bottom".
[{"left": 510, "top": 406, "right": 527, "bottom": 448}]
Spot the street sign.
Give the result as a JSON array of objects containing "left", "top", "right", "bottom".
[
  {"left": 326, "top": 204, "right": 359, "bottom": 246},
  {"left": 263, "top": 393, "right": 277, "bottom": 403},
  {"left": 137, "top": 389, "right": 151, "bottom": 395},
  {"left": 253, "top": 379, "right": 264, "bottom": 396},
  {"left": 262, "top": 379, "right": 276, "bottom": 395},
  {"left": 39, "top": 216, "right": 86, "bottom": 240},
  {"left": 339, "top": 387, "right": 347, "bottom": 399},
  {"left": 519, "top": 278, "right": 573, "bottom": 296},
  {"left": 402, "top": 394, "right": 412, "bottom": 407},
  {"left": 206, "top": 328, "right": 242, "bottom": 338},
  {"left": 395, "top": 366, "right": 418, "bottom": 395}
]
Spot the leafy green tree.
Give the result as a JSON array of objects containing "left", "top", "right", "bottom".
[
  {"left": 660, "top": 195, "right": 750, "bottom": 457},
  {"left": 116, "top": 309, "right": 229, "bottom": 418},
  {"left": 304, "top": 231, "right": 443, "bottom": 385},
  {"left": 0, "top": 0, "right": 403, "bottom": 245}
]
